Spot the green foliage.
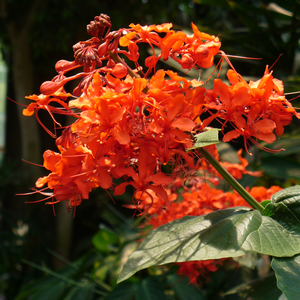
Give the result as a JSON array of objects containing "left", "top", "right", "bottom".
[
  {"left": 118, "top": 205, "right": 300, "bottom": 283},
  {"left": 272, "top": 255, "right": 300, "bottom": 300},
  {"left": 188, "top": 128, "right": 220, "bottom": 150},
  {"left": 224, "top": 273, "right": 282, "bottom": 300},
  {"left": 195, "top": 0, "right": 300, "bottom": 81},
  {"left": 262, "top": 186, "right": 300, "bottom": 234},
  {"left": 166, "top": 274, "right": 205, "bottom": 300},
  {"left": 92, "top": 225, "right": 120, "bottom": 253},
  {"left": 105, "top": 274, "right": 206, "bottom": 300},
  {"left": 15, "top": 252, "right": 107, "bottom": 300}
]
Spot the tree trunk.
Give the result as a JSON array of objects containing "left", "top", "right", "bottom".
[
  {"left": 2, "top": 0, "right": 42, "bottom": 177},
  {"left": 1, "top": 0, "right": 73, "bottom": 267},
  {"left": 9, "top": 29, "right": 42, "bottom": 169}
]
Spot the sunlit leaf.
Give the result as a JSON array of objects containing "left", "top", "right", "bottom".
[
  {"left": 188, "top": 128, "right": 220, "bottom": 150},
  {"left": 118, "top": 207, "right": 300, "bottom": 282}
]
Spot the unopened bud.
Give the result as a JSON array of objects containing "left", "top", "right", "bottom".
[
  {"left": 55, "top": 60, "right": 76, "bottom": 72},
  {"left": 111, "top": 63, "right": 127, "bottom": 78},
  {"left": 40, "top": 81, "right": 63, "bottom": 95},
  {"left": 180, "top": 54, "right": 194, "bottom": 69}
]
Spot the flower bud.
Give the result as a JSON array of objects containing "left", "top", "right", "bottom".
[
  {"left": 40, "top": 81, "right": 63, "bottom": 95},
  {"left": 111, "top": 63, "right": 127, "bottom": 78},
  {"left": 55, "top": 60, "right": 76, "bottom": 72}
]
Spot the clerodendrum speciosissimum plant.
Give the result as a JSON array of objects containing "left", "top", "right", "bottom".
[{"left": 22, "top": 14, "right": 300, "bottom": 286}]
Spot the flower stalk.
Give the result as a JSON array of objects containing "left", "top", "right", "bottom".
[{"left": 198, "top": 147, "right": 265, "bottom": 213}]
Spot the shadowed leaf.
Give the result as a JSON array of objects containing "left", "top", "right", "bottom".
[{"left": 272, "top": 254, "right": 300, "bottom": 300}]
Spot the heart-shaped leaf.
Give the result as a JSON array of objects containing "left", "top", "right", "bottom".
[{"left": 118, "top": 207, "right": 300, "bottom": 283}]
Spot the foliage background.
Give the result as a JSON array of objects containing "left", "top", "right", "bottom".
[{"left": 0, "top": 0, "right": 299, "bottom": 299}]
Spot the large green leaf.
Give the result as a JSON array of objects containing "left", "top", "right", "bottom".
[
  {"left": 272, "top": 254, "right": 300, "bottom": 300},
  {"left": 118, "top": 207, "right": 300, "bottom": 283}
]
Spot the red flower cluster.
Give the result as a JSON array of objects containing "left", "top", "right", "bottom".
[
  {"left": 146, "top": 184, "right": 282, "bottom": 229},
  {"left": 208, "top": 68, "right": 299, "bottom": 152},
  {"left": 22, "top": 14, "right": 297, "bottom": 215}
]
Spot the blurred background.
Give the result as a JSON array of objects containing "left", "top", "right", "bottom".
[{"left": 0, "top": 0, "right": 300, "bottom": 299}]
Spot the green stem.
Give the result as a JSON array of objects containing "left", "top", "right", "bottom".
[{"left": 198, "top": 147, "right": 264, "bottom": 213}]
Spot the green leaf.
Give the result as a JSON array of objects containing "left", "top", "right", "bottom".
[
  {"left": 188, "top": 128, "right": 220, "bottom": 150},
  {"left": 263, "top": 202, "right": 300, "bottom": 234},
  {"left": 279, "top": 293, "right": 288, "bottom": 300},
  {"left": 260, "top": 200, "right": 271, "bottom": 208},
  {"left": 271, "top": 185, "right": 300, "bottom": 207},
  {"left": 263, "top": 186, "right": 300, "bottom": 233},
  {"left": 92, "top": 225, "right": 119, "bottom": 253},
  {"left": 166, "top": 274, "right": 205, "bottom": 300},
  {"left": 272, "top": 254, "right": 300, "bottom": 300},
  {"left": 134, "top": 277, "right": 166, "bottom": 300},
  {"left": 118, "top": 207, "right": 300, "bottom": 283}
]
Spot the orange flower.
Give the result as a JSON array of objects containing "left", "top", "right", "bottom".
[
  {"left": 114, "top": 147, "right": 173, "bottom": 209},
  {"left": 222, "top": 113, "right": 277, "bottom": 152},
  {"left": 23, "top": 90, "right": 72, "bottom": 137},
  {"left": 119, "top": 23, "right": 173, "bottom": 47},
  {"left": 35, "top": 145, "right": 101, "bottom": 204},
  {"left": 22, "top": 15, "right": 297, "bottom": 217},
  {"left": 220, "top": 149, "right": 262, "bottom": 179}
]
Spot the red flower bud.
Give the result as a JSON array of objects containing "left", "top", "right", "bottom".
[
  {"left": 55, "top": 60, "right": 77, "bottom": 72},
  {"left": 111, "top": 63, "right": 127, "bottom": 78},
  {"left": 40, "top": 81, "right": 63, "bottom": 95}
]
